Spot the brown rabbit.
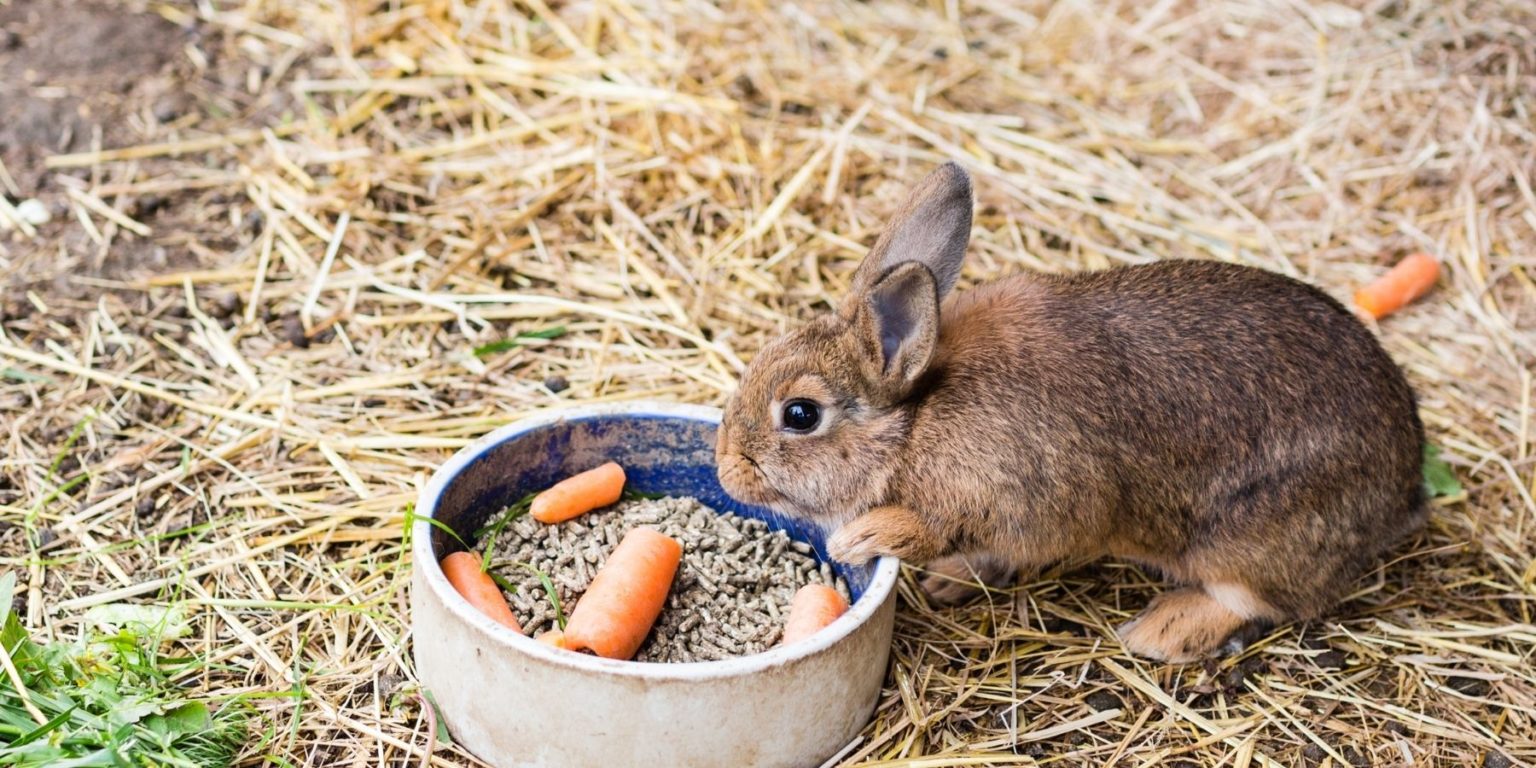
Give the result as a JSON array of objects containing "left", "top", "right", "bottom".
[{"left": 715, "top": 162, "right": 1426, "bottom": 662}]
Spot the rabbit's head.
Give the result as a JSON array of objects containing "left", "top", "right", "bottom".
[{"left": 716, "top": 162, "right": 974, "bottom": 523}]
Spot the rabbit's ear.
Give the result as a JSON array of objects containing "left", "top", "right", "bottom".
[
  {"left": 854, "top": 261, "right": 940, "bottom": 399},
  {"left": 851, "top": 161, "right": 973, "bottom": 301}
]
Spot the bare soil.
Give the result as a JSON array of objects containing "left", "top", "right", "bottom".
[{"left": 0, "top": 0, "right": 185, "bottom": 188}]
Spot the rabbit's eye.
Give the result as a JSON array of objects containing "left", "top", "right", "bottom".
[{"left": 781, "top": 400, "right": 821, "bottom": 433}]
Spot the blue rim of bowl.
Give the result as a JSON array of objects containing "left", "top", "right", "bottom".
[{"left": 413, "top": 401, "right": 901, "bottom": 680}]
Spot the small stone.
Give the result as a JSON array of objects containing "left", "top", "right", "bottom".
[
  {"left": 136, "top": 496, "right": 156, "bottom": 518},
  {"left": 209, "top": 292, "right": 242, "bottom": 319},
  {"left": 1446, "top": 676, "right": 1490, "bottom": 697},
  {"left": 1483, "top": 752, "right": 1513, "bottom": 768},
  {"left": 542, "top": 375, "right": 569, "bottom": 393},
  {"left": 129, "top": 195, "right": 167, "bottom": 218},
  {"left": 153, "top": 92, "right": 192, "bottom": 122},
  {"left": 1084, "top": 691, "right": 1121, "bottom": 712},
  {"left": 1301, "top": 744, "right": 1326, "bottom": 765},
  {"left": 1223, "top": 665, "right": 1249, "bottom": 692},
  {"left": 16, "top": 199, "right": 51, "bottom": 226},
  {"left": 1313, "top": 650, "right": 1348, "bottom": 669},
  {"left": 281, "top": 314, "right": 309, "bottom": 348}
]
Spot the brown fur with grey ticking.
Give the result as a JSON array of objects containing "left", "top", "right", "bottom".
[{"left": 715, "top": 162, "right": 1426, "bottom": 662}]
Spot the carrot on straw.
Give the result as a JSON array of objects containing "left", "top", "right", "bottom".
[
  {"left": 779, "top": 584, "right": 850, "bottom": 645},
  {"left": 1354, "top": 252, "right": 1440, "bottom": 319},
  {"left": 561, "top": 527, "right": 681, "bottom": 660},
  {"left": 441, "top": 551, "right": 523, "bottom": 633},
  {"left": 531, "top": 462, "right": 627, "bottom": 524}
]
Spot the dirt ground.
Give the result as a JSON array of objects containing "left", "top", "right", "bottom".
[
  {"left": 0, "top": 0, "right": 289, "bottom": 286},
  {"left": 2, "top": 0, "right": 1534, "bottom": 766}
]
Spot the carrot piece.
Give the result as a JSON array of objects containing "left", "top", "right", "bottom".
[
  {"left": 780, "top": 584, "right": 850, "bottom": 645},
  {"left": 562, "top": 527, "right": 682, "bottom": 660},
  {"left": 531, "top": 462, "right": 627, "bottom": 524},
  {"left": 441, "top": 551, "right": 523, "bottom": 633},
  {"left": 536, "top": 629, "right": 567, "bottom": 649},
  {"left": 1354, "top": 253, "right": 1440, "bottom": 319}
]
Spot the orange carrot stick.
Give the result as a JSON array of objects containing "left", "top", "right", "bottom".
[
  {"left": 562, "top": 527, "right": 682, "bottom": 660},
  {"left": 531, "top": 462, "right": 627, "bottom": 524},
  {"left": 1354, "top": 253, "right": 1440, "bottom": 319},
  {"left": 780, "top": 584, "right": 850, "bottom": 645},
  {"left": 536, "top": 629, "right": 567, "bottom": 649},
  {"left": 441, "top": 551, "right": 523, "bottom": 633}
]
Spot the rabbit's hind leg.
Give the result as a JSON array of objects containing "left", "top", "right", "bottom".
[
  {"left": 919, "top": 553, "right": 1016, "bottom": 605},
  {"left": 1117, "top": 584, "right": 1270, "bottom": 663}
]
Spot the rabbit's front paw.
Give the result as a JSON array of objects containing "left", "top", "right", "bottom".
[{"left": 826, "top": 505, "right": 938, "bottom": 566}]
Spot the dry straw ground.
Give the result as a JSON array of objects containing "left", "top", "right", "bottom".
[{"left": 2, "top": 0, "right": 1533, "bottom": 765}]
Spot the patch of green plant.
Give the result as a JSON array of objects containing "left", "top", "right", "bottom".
[
  {"left": 471, "top": 325, "right": 567, "bottom": 358},
  {"left": 0, "top": 368, "right": 51, "bottom": 384},
  {"left": 0, "top": 573, "right": 249, "bottom": 766},
  {"left": 1422, "top": 444, "right": 1463, "bottom": 499}
]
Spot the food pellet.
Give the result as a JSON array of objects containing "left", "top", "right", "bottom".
[{"left": 490, "top": 496, "right": 850, "bottom": 662}]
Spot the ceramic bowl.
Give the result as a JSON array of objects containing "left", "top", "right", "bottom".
[{"left": 411, "top": 402, "right": 899, "bottom": 767}]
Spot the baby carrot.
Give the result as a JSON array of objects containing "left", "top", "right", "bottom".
[
  {"left": 441, "top": 551, "right": 523, "bottom": 633},
  {"left": 779, "top": 584, "right": 850, "bottom": 645},
  {"left": 1355, "top": 253, "right": 1440, "bottom": 319},
  {"left": 536, "top": 629, "right": 567, "bottom": 649},
  {"left": 531, "top": 462, "right": 627, "bottom": 524},
  {"left": 562, "top": 527, "right": 682, "bottom": 660}
]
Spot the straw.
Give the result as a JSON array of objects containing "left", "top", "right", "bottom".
[{"left": 1, "top": 0, "right": 1532, "bottom": 765}]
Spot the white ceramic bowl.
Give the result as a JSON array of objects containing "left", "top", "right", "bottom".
[{"left": 411, "top": 402, "right": 899, "bottom": 767}]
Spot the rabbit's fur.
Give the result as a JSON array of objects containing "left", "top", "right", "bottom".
[{"left": 716, "top": 162, "right": 1426, "bottom": 662}]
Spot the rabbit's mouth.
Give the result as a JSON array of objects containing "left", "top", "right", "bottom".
[{"left": 716, "top": 452, "right": 783, "bottom": 506}]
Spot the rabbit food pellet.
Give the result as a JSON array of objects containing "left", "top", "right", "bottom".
[{"left": 490, "top": 496, "right": 849, "bottom": 662}]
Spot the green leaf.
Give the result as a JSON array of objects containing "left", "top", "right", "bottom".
[
  {"left": 404, "top": 508, "right": 467, "bottom": 550},
  {"left": 1, "top": 572, "right": 40, "bottom": 671},
  {"left": 474, "top": 493, "right": 537, "bottom": 571},
  {"left": 493, "top": 562, "right": 565, "bottom": 630},
  {"left": 2, "top": 367, "right": 52, "bottom": 384},
  {"left": 471, "top": 325, "right": 567, "bottom": 358},
  {"left": 1423, "top": 444, "right": 1462, "bottom": 498},
  {"left": 83, "top": 604, "right": 191, "bottom": 642},
  {"left": 517, "top": 325, "right": 567, "bottom": 341},
  {"left": 421, "top": 690, "right": 454, "bottom": 746},
  {"left": 471, "top": 339, "right": 520, "bottom": 358},
  {"left": 144, "top": 701, "right": 211, "bottom": 738},
  {"left": 8, "top": 705, "right": 76, "bottom": 747},
  {"left": 487, "top": 572, "right": 517, "bottom": 594}
]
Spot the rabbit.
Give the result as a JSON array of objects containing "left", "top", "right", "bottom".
[{"left": 715, "top": 161, "right": 1427, "bottom": 662}]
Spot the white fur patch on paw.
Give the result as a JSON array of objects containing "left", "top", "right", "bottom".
[{"left": 1205, "top": 582, "right": 1271, "bottom": 621}]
